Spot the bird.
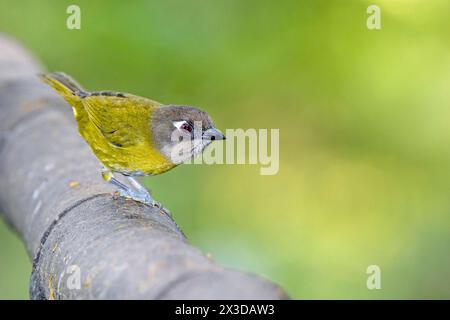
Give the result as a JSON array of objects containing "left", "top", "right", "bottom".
[{"left": 40, "top": 72, "right": 225, "bottom": 209}]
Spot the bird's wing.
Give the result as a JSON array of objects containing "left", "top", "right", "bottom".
[{"left": 81, "top": 92, "right": 162, "bottom": 148}]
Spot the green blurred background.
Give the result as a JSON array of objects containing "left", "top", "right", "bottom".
[{"left": 1, "top": 0, "right": 449, "bottom": 299}]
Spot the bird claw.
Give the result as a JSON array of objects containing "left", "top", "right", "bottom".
[
  {"left": 117, "top": 189, "right": 170, "bottom": 214},
  {"left": 149, "top": 199, "right": 171, "bottom": 216}
]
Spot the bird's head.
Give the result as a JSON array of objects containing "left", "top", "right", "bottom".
[{"left": 151, "top": 105, "right": 225, "bottom": 164}]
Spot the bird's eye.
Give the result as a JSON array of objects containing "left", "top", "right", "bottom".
[
  {"left": 173, "top": 120, "right": 194, "bottom": 135},
  {"left": 180, "top": 122, "right": 193, "bottom": 133}
]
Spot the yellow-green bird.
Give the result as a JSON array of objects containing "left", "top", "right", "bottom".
[{"left": 40, "top": 72, "right": 225, "bottom": 208}]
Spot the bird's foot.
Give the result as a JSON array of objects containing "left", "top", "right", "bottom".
[{"left": 117, "top": 189, "right": 170, "bottom": 215}]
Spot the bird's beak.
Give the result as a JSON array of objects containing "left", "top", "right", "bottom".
[{"left": 202, "top": 127, "right": 225, "bottom": 141}]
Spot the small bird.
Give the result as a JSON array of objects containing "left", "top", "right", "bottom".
[{"left": 40, "top": 72, "right": 225, "bottom": 208}]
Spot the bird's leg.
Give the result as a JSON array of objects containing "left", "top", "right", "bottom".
[
  {"left": 101, "top": 168, "right": 168, "bottom": 213},
  {"left": 101, "top": 168, "right": 130, "bottom": 191},
  {"left": 101, "top": 168, "right": 145, "bottom": 203},
  {"left": 126, "top": 176, "right": 164, "bottom": 209}
]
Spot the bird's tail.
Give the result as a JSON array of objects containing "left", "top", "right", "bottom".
[
  {"left": 39, "top": 72, "right": 89, "bottom": 121},
  {"left": 39, "top": 72, "right": 88, "bottom": 104}
]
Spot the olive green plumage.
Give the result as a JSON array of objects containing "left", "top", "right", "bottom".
[{"left": 40, "top": 72, "right": 222, "bottom": 177}]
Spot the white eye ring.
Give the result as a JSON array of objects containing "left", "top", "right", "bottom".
[{"left": 173, "top": 120, "right": 188, "bottom": 130}]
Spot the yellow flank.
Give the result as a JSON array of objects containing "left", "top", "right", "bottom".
[{"left": 41, "top": 74, "right": 176, "bottom": 175}]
